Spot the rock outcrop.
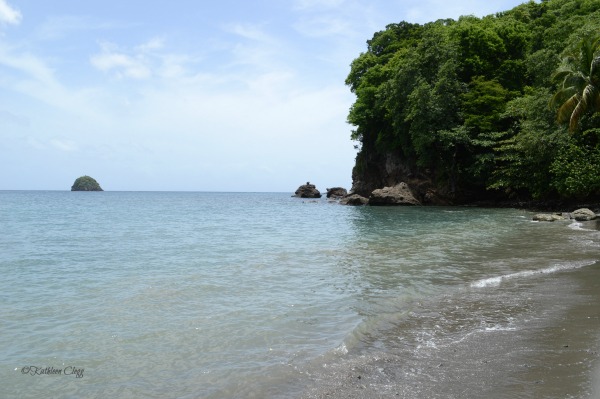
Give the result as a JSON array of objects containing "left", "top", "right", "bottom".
[
  {"left": 532, "top": 209, "right": 598, "bottom": 222},
  {"left": 369, "top": 182, "right": 421, "bottom": 206},
  {"left": 572, "top": 208, "right": 597, "bottom": 221},
  {"left": 532, "top": 213, "right": 567, "bottom": 222},
  {"left": 326, "top": 187, "right": 348, "bottom": 199},
  {"left": 339, "top": 194, "right": 369, "bottom": 206},
  {"left": 351, "top": 151, "right": 453, "bottom": 205},
  {"left": 71, "top": 175, "right": 103, "bottom": 191},
  {"left": 293, "top": 182, "right": 322, "bottom": 198}
]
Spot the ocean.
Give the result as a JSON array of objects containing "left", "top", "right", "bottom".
[{"left": 1, "top": 191, "right": 599, "bottom": 398}]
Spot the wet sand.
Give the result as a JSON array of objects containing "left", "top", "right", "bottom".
[{"left": 298, "top": 261, "right": 600, "bottom": 399}]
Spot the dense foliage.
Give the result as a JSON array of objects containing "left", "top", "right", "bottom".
[
  {"left": 71, "top": 176, "right": 103, "bottom": 191},
  {"left": 347, "top": 0, "right": 600, "bottom": 201}
]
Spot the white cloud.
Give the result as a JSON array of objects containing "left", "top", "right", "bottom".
[
  {"left": 219, "top": 23, "right": 293, "bottom": 79},
  {"left": 90, "top": 38, "right": 196, "bottom": 81},
  {"left": 225, "top": 23, "right": 274, "bottom": 43},
  {"left": 26, "top": 136, "right": 45, "bottom": 150},
  {"left": 50, "top": 138, "right": 78, "bottom": 152},
  {"left": 0, "top": 48, "right": 57, "bottom": 86},
  {"left": 293, "top": 0, "right": 347, "bottom": 11},
  {"left": 0, "top": 109, "right": 29, "bottom": 127},
  {"left": 157, "top": 54, "right": 190, "bottom": 79},
  {"left": 90, "top": 42, "right": 152, "bottom": 79},
  {"left": 0, "top": 41, "right": 113, "bottom": 137},
  {"left": 136, "top": 37, "right": 165, "bottom": 52},
  {"left": 33, "top": 15, "right": 123, "bottom": 41},
  {"left": 293, "top": 15, "right": 352, "bottom": 37},
  {"left": 0, "top": 0, "right": 21, "bottom": 26}
]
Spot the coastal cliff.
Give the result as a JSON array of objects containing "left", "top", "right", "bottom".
[{"left": 346, "top": 0, "right": 600, "bottom": 205}]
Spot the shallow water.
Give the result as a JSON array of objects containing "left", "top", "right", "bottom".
[{"left": 0, "top": 191, "right": 598, "bottom": 398}]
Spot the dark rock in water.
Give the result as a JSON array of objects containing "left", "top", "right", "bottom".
[
  {"left": 340, "top": 194, "right": 369, "bottom": 206},
  {"left": 326, "top": 187, "right": 348, "bottom": 198},
  {"left": 71, "top": 175, "right": 103, "bottom": 191},
  {"left": 572, "top": 208, "right": 597, "bottom": 221},
  {"left": 369, "top": 182, "right": 421, "bottom": 206},
  {"left": 293, "top": 182, "right": 321, "bottom": 198}
]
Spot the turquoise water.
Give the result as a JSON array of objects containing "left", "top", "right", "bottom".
[{"left": 1, "top": 191, "right": 598, "bottom": 398}]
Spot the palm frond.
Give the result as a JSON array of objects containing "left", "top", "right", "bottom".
[
  {"left": 587, "top": 85, "right": 600, "bottom": 112},
  {"left": 580, "top": 84, "right": 598, "bottom": 107},
  {"left": 550, "top": 86, "right": 577, "bottom": 108},
  {"left": 569, "top": 96, "right": 586, "bottom": 132},
  {"left": 557, "top": 94, "right": 579, "bottom": 125},
  {"left": 552, "top": 37, "right": 600, "bottom": 132},
  {"left": 563, "top": 73, "right": 587, "bottom": 90},
  {"left": 591, "top": 56, "right": 600, "bottom": 86}
]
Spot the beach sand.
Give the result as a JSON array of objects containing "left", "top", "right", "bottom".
[{"left": 298, "top": 261, "right": 600, "bottom": 399}]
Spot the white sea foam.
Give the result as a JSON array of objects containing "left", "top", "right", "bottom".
[
  {"left": 484, "top": 325, "right": 517, "bottom": 332},
  {"left": 334, "top": 343, "right": 348, "bottom": 355},
  {"left": 471, "top": 260, "right": 598, "bottom": 288},
  {"left": 568, "top": 221, "right": 585, "bottom": 230},
  {"left": 568, "top": 220, "right": 600, "bottom": 233}
]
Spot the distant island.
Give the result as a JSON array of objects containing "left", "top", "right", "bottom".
[{"left": 71, "top": 176, "right": 103, "bottom": 191}]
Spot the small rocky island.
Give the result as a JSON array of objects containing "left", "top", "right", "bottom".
[
  {"left": 71, "top": 175, "right": 103, "bottom": 191},
  {"left": 293, "top": 182, "right": 322, "bottom": 198}
]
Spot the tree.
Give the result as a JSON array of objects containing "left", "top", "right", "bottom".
[
  {"left": 490, "top": 88, "right": 566, "bottom": 198},
  {"left": 550, "top": 142, "right": 600, "bottom": 197},
  {"left": 550, "top": 35, "right": 600, "bottom": 132}
]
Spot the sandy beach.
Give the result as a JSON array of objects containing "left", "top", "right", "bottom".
[{"left": 298, "top": 260, "right": 600, "bottom": 399}]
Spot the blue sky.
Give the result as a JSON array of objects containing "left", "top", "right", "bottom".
[{"left": 1, "top": 0, "right": 530, "bottom": 191}]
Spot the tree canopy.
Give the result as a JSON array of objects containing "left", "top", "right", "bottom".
[{"left": 347, "top": 0, "right": 600, "bottom": 201}]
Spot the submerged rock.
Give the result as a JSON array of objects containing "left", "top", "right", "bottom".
[
  {"left": 326, "top": 187, "right": 348, "bottom": 199},
  {"left": 572, "top": 208, "right": 597, "bottom": 221},
  {"left": 369, "top": 182, "right": 421, "bottom": 206},
  {"left": 71, "top": 175, "right": 103, "bottom": 191},
  {"left": 293, "top": 182, "right": 322, "bottom": 198},
  {"left": 339, "top": 194, "right": 369, "bottom": 206}
]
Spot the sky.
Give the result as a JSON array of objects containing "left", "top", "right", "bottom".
[{"left": 0, "top": 0, "right": 531, "bottom": 192}]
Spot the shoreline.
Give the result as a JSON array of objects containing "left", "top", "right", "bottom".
[{"left": 296, "top": 261, "right": 600, "bottom": 398}]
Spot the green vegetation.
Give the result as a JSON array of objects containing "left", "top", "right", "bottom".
[
  {"left": 347, "top": 0, "right": 600, "bottom": 201},
  {"left": 71, "top": 176, "right": 103, "bottom": 191}
]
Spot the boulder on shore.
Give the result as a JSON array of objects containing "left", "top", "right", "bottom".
[
  {"left": 71, "top": 175, "right": 103, "bottom": 191},
  {"left": 369, "top": 183, "right": 421, "bottom": 206},
  {"left": 293, "top": 182, "right": 322, "bottom": 198},
  {"left": 326, "top": 187, "right": 348, "bottom": 199},
  {"left": 339, "top": 194, "right": 369, "bottom": 206},
  {"left": 572, "top": 208, "right": 597, "bottom": 221}
]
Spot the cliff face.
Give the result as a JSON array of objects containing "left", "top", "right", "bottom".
[
  {"left": 350, "top": 150, "right": 466, "bottom": 205},
  {"left": 351, "top": 151, "right": 407, "bottom": 196}
]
